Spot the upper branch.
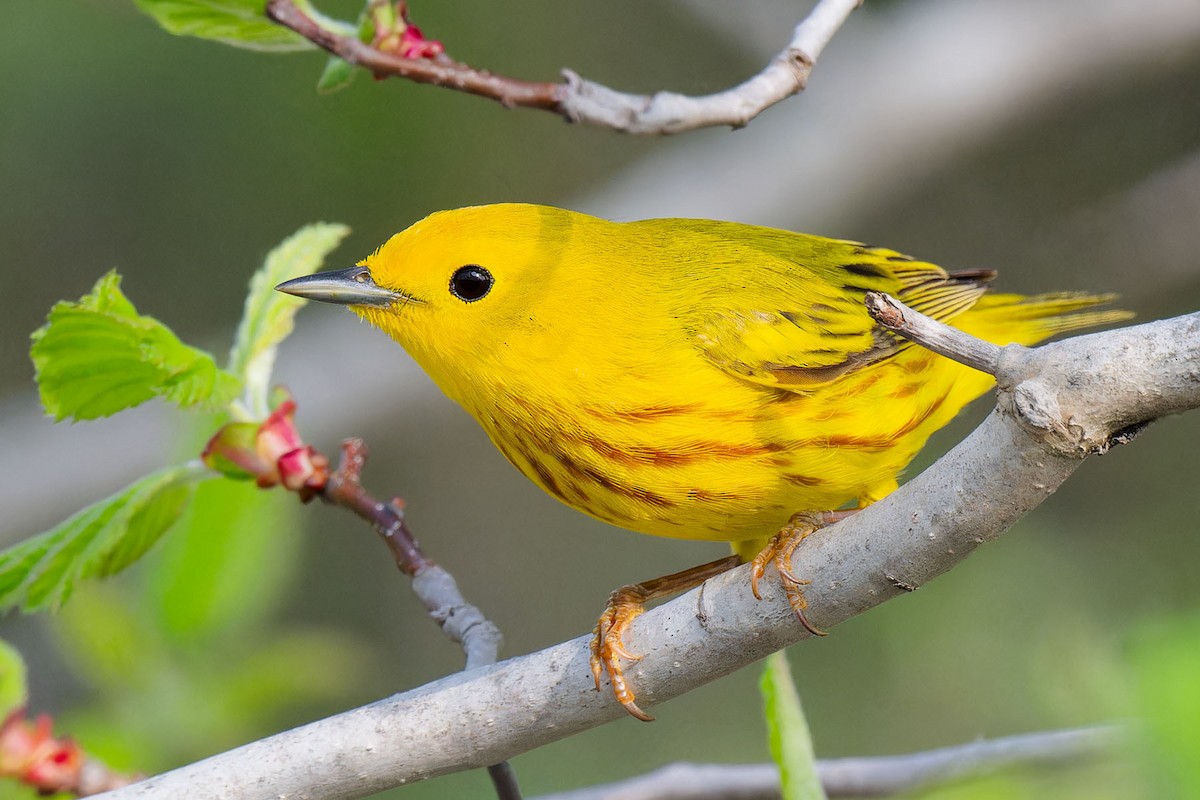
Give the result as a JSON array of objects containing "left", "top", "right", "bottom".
[
  {"left": 264, "top": 0, "right": 861, "bottom": 135},
  {"left": 98, "top": 311, "right": 1200, "bottom": 799},
  {"left": 561, "top": 0, "right": 860, "bottom": 134},
  {"left": 266, "top": 0, "right": 562, "bottom": 112}
]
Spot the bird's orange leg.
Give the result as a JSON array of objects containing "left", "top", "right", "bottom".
[
  {"left": 749, "top": 509, "right": 859, "bottom": 636},
  {"left": 591, "top": 554, "right": 741, "bottom": 722}
]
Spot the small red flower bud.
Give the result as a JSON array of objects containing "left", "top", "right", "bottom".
[
  {"left": 201, "top": 392, "right": 329, "bottom": 500},
  {"left": 0, "top": 710, "right": 85, "bottom": 793},
  {"left": 399, "top": 25, "right": 444, "bottom": 59}
]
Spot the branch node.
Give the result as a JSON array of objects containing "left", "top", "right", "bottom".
[{"left": 1001, "top": 380, "right": 1110, "bottom": 458}]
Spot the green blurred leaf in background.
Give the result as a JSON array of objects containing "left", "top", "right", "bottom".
[
  {"left": 761, "top": 650, "right": 826, "bottom": 800},
  {"left": 0, "top": 640, "right": 28, "bottom": 717},
  {"left": 1130, "top": 615, "right": 1200, "bottom": 800},
  {"left": 51, "top": 473, "right": 372, "bottom": 774}
]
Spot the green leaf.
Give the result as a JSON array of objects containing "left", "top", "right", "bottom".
[
  {"left": 31, "top": 272, "right": 241, "bottom": 421},
  {"left": 0, "top": 465, "right": 207, "bottom": 613},
  {"left": 317, "top": 56, "right": 357, "bottom": 93},
  {"left": 1131, "top": 616, "right": 1200, "bottom": 799},
  {"left": 133, "top": 0, "right": 313, "bottom": 53},
  {"left": 0, "top": 640, "right": 29, "bottom": 715},
  {"left": 228, "top": 223, "right": 350, "bottom": 417},
  {"left": 761, "top": 650, "right": 827, "bottom": 800}
]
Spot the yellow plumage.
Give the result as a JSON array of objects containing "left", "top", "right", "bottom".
[
  {"left": 352, "top": 204, "right": 1126, "bottom": 558},
  {"left": 278, "top": 202, "right": 1129, "bottom": 719}
]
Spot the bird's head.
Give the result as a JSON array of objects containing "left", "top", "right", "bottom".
[{"left": 275, "top": 203, "right": 591, "bottom": 399}]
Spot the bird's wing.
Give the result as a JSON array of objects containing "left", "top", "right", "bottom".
[{"left": 686, "top": 226, "right": 993, "bottom": 392}]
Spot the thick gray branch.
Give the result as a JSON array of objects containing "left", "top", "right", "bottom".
[
  {"left": 96, "top": 312, "right": 1200, "bottom": 799},
  {"left": 532, "top": 724, "right": 1124, "bottom": 800}
]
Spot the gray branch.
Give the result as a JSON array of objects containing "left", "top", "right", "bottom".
[
  {"left": 532, "top": 724, "right": 1125, "bottom": 800},
  {"left": 96, "top": 312, "right": 1200, "bottom": 799},
  {"left": 267, "top": 0, "right": 859, "bottom": 136},
  {"left": 865, "top": 292, "right": 1002, "bottom": 376},
  {"left": 560, "top": 0, "right": 861, "bottom": 134}
]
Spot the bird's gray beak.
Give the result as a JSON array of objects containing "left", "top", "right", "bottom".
[{"left": 275, "top": 266, "right": 402, "bottom": 307}]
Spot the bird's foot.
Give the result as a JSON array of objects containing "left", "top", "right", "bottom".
[
  {"left": 591, "top": 584, "right": 653, "bottom": 721},
  {"left": 749, "top": 511, "right": 839, "bottom": 636},
  {"left": 589, "top": 555, "right": 741, "bottom": 722}
]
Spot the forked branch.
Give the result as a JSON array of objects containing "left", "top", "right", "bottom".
[{"left": 264, "top": 0, "right": 861, "bottom": 134}]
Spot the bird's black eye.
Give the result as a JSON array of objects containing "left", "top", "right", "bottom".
[{"left": 449, "top": 265, "right": 493, "bottom": 302}]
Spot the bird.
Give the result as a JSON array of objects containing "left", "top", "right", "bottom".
[{"left": 277, "top": 203, "right": 1129, "bottom": 720}]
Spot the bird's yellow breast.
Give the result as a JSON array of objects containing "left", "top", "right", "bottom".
[{"left": 469, "top": 336, "right": 994, "bottom": 545}]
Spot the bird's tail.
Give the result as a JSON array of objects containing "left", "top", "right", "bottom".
[{"left": 956, "top": 292, "right": 1133, "bottom": 346}]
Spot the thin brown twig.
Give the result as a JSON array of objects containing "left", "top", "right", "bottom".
[
  {"left": 264, "top": 0, "right": 861, "bottom": 135},
  {"left": 321, "top": 438, "right": 432, "bottom": 576},
  {"left": 265, "top": 0, "right": 562, "bottom": 111},
  {"left": 489, "top": 762, "right": 524, "bottom": 800}
]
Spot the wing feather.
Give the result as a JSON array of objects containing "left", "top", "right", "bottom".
[{"left": 679, "top": 224, "right": 993, "bottom": 392}]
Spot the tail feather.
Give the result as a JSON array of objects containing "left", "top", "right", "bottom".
[{"left": 957, "top": 291, "right": 1133, "bottom": 346}]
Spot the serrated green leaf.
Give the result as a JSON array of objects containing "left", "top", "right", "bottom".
[
  {"left": 133, "top": 0, "right": 314, "bottom": 53},
  {"left": 317, "top": 55, "right": 357, "bottom": 93},
  {"left": 31, "top": 271, "right": 240, "bottom": 421},
  {"left": 0, "top": 640, "right": 29, "bottom": 715},
  {"left": 228, "top": 223, "right": 350, "bottom": 417},
  {"left": 0, "top": 465, "right": 207, "bottom": 613},
  {"left": 94, "top": 478, "right": 195, "bottom": 578},
  {"left": 761, "top": 650, "right": 827, "bottom": 800}
]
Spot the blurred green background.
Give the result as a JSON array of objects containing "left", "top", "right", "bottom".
[{"left": 2, "top": 0, "right": 1200, "bottom": 797}]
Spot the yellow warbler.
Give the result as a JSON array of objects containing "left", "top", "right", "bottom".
[{"left": 278, "top": 203, "right": 1129, "bottom": 720}]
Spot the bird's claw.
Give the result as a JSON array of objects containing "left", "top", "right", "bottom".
[
  {"left": 750, "top": 512, "right": 828, "bottom": 636},
  {"left": 590, "top": 586, "right": 654, "bottom": 721},
  {"left": 588, "top": 555, "right": 743, "bottom": 721}
]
